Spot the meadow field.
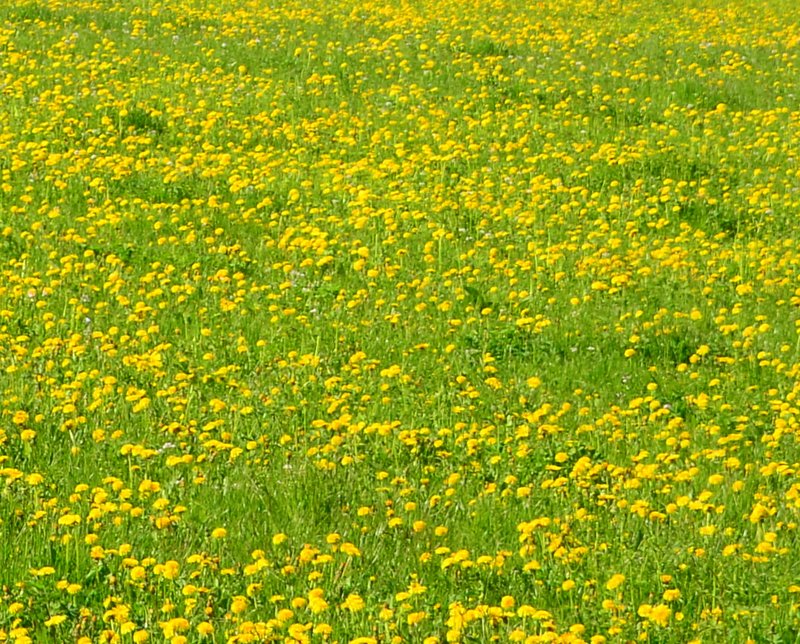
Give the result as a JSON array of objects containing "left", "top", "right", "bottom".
[{"left": 2, "top": 0, "right": 800, "bottom": 641}]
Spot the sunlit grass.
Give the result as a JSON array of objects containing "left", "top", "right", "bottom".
[{"left": 2, "top": 0, "right": 800, "bottom": 642}]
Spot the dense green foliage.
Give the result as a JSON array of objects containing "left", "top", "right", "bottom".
[{"left": 2, "top": 0, "right": 800, "bottom": 641}]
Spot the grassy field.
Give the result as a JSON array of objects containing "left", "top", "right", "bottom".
[{"left": 1, "top": 0, "right": 800, "bottom": 641}]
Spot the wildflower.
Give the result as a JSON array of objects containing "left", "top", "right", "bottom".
[
  {"left": 44, "top": 615, "right": 67, "bottom": 627},
  {"left": 230, "top": 596, "right": 248, "bottom": 614},
  {"left": 341, "top": 594, "right": 365, "bottom": 612}
]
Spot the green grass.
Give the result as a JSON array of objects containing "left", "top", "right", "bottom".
[{"left": 2, "top": 0, "right": 800, "bottom": 641}]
